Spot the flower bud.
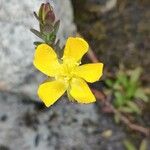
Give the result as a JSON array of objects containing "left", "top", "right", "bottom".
[{"left": 38, "top": 3, "right": 55, "bottom": 25}]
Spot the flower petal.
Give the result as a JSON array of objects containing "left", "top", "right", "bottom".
[
  {"left": 33, "top": 44, "right": 60, "bottom": 76},
  {"left": 38, "top": 80, "right": 66, "bottom": 107},
  {"left": 63, "top": 37, "right": 89, "bottom": 63},
  {"left": 70, "top": 78, "right": 96, "bottom": 103},
  {"left": 74, "top": 63, "right": 103, "bottom": 83}
]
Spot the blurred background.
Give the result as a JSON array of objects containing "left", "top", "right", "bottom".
[{"left": 0, "top": 0, "right": 149, "bottom": 150}]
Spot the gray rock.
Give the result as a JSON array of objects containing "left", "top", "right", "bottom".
[
  {"left": 0, "top": 92, "right": 100, "bottom": 150},
  {"left": 0, "top": 92, "right": 127, "bottom": 150},
  {"left": 0, "top": 0, "right": 76, "bottom": 100}
]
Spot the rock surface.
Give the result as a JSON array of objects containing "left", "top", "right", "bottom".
[
  {"left": 0, "top": 92, "right": 126, "bottom": 150},
  {"left": 0, "top": 0, "right": 76, "bottom": 99}
]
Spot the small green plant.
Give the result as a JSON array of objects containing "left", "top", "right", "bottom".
[
  {"left": 123, "top": 140, "right": 137, "bottom": 150},
  {"left": 106, "top": 67, "right": 148, "bottom": 114},
  {"left": 123, "top": 139, "right": 148, "bottom": 150}
]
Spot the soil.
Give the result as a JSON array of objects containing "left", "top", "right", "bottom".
[{"left": 72, "top": 0, "right": 150, "bottom": 82}]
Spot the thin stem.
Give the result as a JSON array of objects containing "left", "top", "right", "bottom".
[{"left": 87, "top": 49, "right": 99, "bottom": 63}]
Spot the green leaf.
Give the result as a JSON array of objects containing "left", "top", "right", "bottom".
[
  {"left": 47, "top": 32, "right": 56, "bottom": 43},
  {"left": 127, "top": 101, "right": 141, "bottom": 114},
  {"left": 54, "top": 40, "right": 61, "bottom": 50},
  {"left": 105, "top": 79, "right": 113, "bottom": 88},
  {"left": 130, "top": 68, "right": 142, "bottom": 84},
  {"left": 113, "top": 81, "right": 122, "bottom": 90},
  {"left": 114, "top": 92, "right": 125, "bottom": 107},
  {"left": 53, "top": 20, "right": 60, "bottom": 35},
  {"left": 119, "top": 106, "right": 135, "bottom": 113},
  {"left": 54, "top": 39, "right": 63, "bottom": 57},
  {"left": 139, "top": 139, "right": 148, "bottom": 150},
  {"left": 135, "top": 88, "right": 148, "bottom": 102},
  {"left": 33, "top": 12, "right": 40, "bottom": 21},
  {"left": 117, "top": 71, "right": 128, "bottom": 88},
  {"left": 34, "top": 41, "right": 43, "bottom": 46},
  {"left": 30, "top": 28, "right": 45, "bottom": 40},
  {"left": 123, "top": 140, "right": 137, "bottom": 150},
  {"left": 126, "top": 83, "right": 137, "bottom": 99}
]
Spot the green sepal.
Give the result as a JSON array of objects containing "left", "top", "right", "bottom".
[{"left": 67, "top": 89, "right": 75, "bottom": 102}]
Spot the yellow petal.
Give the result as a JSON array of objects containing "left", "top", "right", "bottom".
[
  {"left": 63, "top": 37, "right": 89, "bottom": 63},
  {"left": 74, "top": 63, "right": 104, "bottom": 83},
  {"left": 33, "top": 44, "right": 60, "bottom": 76},
  {"left": 38, "top": 80, "right": 66, "bottom": 107},
  {"left": 70, "top": 78, "right": 96, "bottom": 103}
]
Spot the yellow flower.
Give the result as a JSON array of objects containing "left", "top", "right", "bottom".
[{"left": 33, "top": 37, "right": 103, "bottom": 107}]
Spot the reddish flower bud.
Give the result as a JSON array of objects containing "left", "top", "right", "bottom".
[{"left": 38, "top": 3, "right": 55, "bottom": 25}]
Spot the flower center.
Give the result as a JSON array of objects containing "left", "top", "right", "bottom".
[{"left": 55, "top": 62, "right": 78, "bottom": 85}]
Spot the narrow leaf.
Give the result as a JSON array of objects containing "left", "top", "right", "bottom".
[
  {"left": 130, "top": 68, "right": 142, "bottom": 84},
  {"left": 114, "top": 92, "right": 125, "bottom": 107},
  {"left": 30, "top": 28, "right": 44, "bottom": 40},
  {"left": 139, "top": 139, "right": 148, "bottom": 150},
  {"left": 33, "top": 12, "right": 40, "bottom": 21},
  {"left": 53, "top": 20, "right": 60, "bottom": 34},
  {"left": 127, "top": 101, "right": 141, "bottom": 114},
  {"left": 117, "top": 71, "right": 128, "bottom": 88},
  {"left": 126, "top": 83, "right": 136, "bottom": 99},
  {"left": 34, "top": 41, "right": 43, "bottom": 46},
  {"left": 135, "top": 88, "right": 148, "bottom": 102},
  {"left": 123, "top": 140, "right": 137, "bottom": 150},
  {"left": 119, "top": 106, "right": 134, "bottom": 113}
]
